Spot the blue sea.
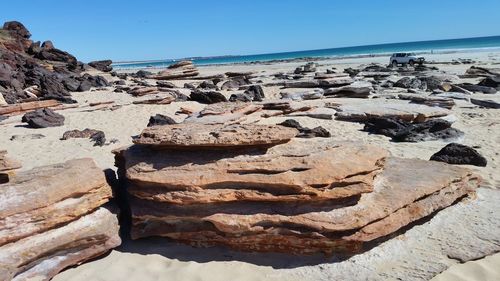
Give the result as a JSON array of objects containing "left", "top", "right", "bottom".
[{"left": 113, "top": 35, "right": 500, "bottom": 69}]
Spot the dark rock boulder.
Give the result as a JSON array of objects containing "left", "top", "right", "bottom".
[
  {"left": 40, "top": 75, "right": 75, "bottom": 103},
  {"left": 363, "top": 117, "right": 463, "bottom": 142},
  {"left": 0, "top": 62, "right": 16, "bottom": 90},
  {"left": 61, "top": 128, "right": 106, "bottom": 146},
  {"left": 61, "top": 76, "right": 81, "bottom": 92},
  {"left": 35, "top": 48, "right": 78, "bottom": 70},
  {"left": 478, "top": 76, "right": 500, "bottom": 89},
  {"left": 243, "top": 85, "right": 265, "bottom": 101},
  {"left": 197, "top": 80, "right": 218, "bottom": 90},
  {"left": 77, "top": 80, "right": 92, "bottom": 92},
  {"left": 344, "top": 67, "right": 360, "bottom": 77},
  {"left": 77, "top": 74, "right": 109, "bottom": 91},
  {"left": 3, "top": 21, "right": 31, "bottom": 39},
  {"left": 89, "top": 75, "right": 110, "bottom": 87},
  {"left": 22, "top": 108, "right": 65, "bottom": 128},
  {"left": 189, "top": 90, "right": 227, "bottom": 104},
  {"left": 88, "top": 60, "right": 113, "bottom": 72},
  {"left": 41, "top": 40, "right": 54, "bottom": 50},
  {"left": 147, "top": 114, "right": 177, "bottom": 127},
  {"left": 221, "top": 77, "right": 250, "bottom": 90},
  {"left": 430, "top": 143, "right": 487, "bottom": 167},
  {"left": 470, "top": 98, "right": 500, "bottom": 109},
  {"left": 133, "top": 70, "right": 152, "bottom": 78},
  {"left": 394, "top": 77, "right": 427, "bottom": 90},
  {"left": 229, "top": 93, "right": 253, "bottom": 102},
  {"left": 457, "top": 83, "right": 497, "bottom": 94},
  {"left": 156, "top": 81, "right": 175, "bottom": 88},
  {"left": 419, "top": 76, "right": 444, "bottom": 91},
  {"left": 278, "top": 119, "right": 330, "bottom": 138},
  {"left": 184, "top": 82, "right": 196, "bottom": 89}
]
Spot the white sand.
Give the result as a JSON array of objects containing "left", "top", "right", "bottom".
[{"left": 2, "top": 49, "right": 499, "bottom": 281}]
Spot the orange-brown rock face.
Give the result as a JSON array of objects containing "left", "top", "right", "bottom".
[
  {"left": 133, "top": 123, "right": 299, "bottom": 149},
  {"left": 117, "top": 123, "right": 479, "bottom": 255},
  {"left": 126, "top": 157, "right": 477, "bottom": 255},
  {"left": 0, "top": 158, "right": 121, "bottom": 280}
]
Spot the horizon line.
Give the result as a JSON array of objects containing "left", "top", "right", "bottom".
[{"left": 113, "top": 34, "right": 500, "bottom": 64}]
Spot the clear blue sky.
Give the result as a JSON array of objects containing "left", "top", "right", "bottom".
[{"left": 2, "top": 0, "right": 500, "bottom": 62}]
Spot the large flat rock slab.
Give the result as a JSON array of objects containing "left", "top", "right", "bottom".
[
  {"left": 329, "top": 99, "right": 451, "bottom": 122},
  {"left": 118, "top": 141, "right": 388, "bottom": 204},
  {"left": 133, "top": 123, "right": 299, "bottom": 149},
  {"left": 127, "top": 157, "right": 477, "bottom": 255}
]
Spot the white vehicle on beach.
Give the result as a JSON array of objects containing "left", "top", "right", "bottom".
[{"left": 390, "top": 53, "right": 425, "bottom": 67}]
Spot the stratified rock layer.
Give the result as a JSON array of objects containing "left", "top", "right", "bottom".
[
  {"left": 125, "top": 157, "right": 477, "bottom": 255},
  {"left": 0, "top": 158, "right": 120, "bottom": 280},
  {"left": 117, "top": 126, "right": 479, "bottom": 255},
  {"left": 152, "top": 61, "right": 199, "bottom": 80},
  {"left": 133, "top": 123, "right": 299, "bottom": 149}
]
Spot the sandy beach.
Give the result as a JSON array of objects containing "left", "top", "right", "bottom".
[{"left": 1, "top": 48, "right": 500, "bottom": 280}]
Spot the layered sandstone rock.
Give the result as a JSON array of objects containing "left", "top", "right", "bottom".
[
  {"left": 124, "top": 156, "right": 477, "bottom": 255},
  {"left": 0, "top": 158, "right": 120, "bottom": 280},
  {"left": 117, "top": 124, "right": 478, "bottom": 255},
  {"left": 152, "top": 60, "right": 199, "bottom": 80}
]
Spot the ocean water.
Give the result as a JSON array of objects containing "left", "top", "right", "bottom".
[{"left": 113, "top": 35, "right": 500, "bottom": 69}]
